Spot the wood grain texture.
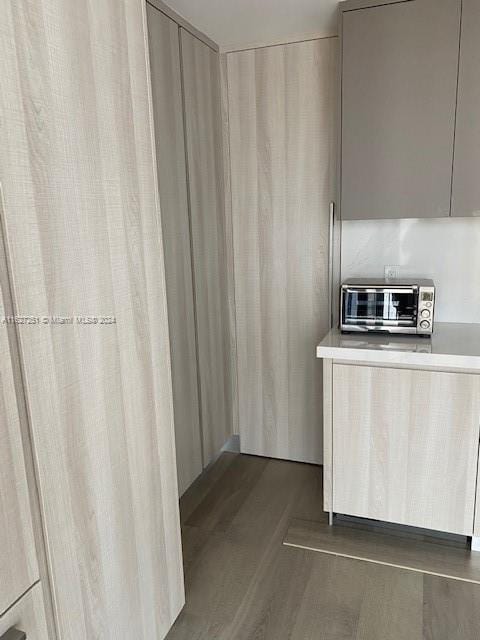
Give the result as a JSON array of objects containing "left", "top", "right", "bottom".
[
  {"left": 451, "top": 0, "right": 480, "bottom": 217},
  {"left": 0, "top": 1, "right": 184, "bottom": 638},
  {"left": 293, "top": 553, "right": 423, "bottom": 640},
  {"left": 166, "top": 452, "right": 480, "bottom": 640},
  {"left": 147, "top": 4, "right": 202, "bottom": 496},
  {"left": 285, "top": 518, "right": 480, "bottom": 585},
  {"left": 0, "top": 584, "right": 48, "bottom": 640},
  {"left": 1, "top": 186, "right": 57, "bottom": 638},
  {"left": 227, "top": 38, "right": 337, "bottom": 463},
  {"left": 179, "top": 450, "right": 239, "bottom": 525},
  {"left": 181, "top": 29, "right": 233, "bottom": 465},
  {"left": 423, "top": 575, "right": 480, "bottom": 640},
  {"left": 219, "top": 52, "right": 239, "bottom": 437},
  {"left": 168, "top": 454, "right": 326, "bottom": 640},
  {"left": 341, "top": 0, "right": 460, "bottom": 220},
  {"left": 146, "top": 0, "right": 219, "bottom": 52},
  {"left": 0, "top": 197, "right": 39, "bottom": 616},
  {"left": 322, "top": 358, "right": 333, "bottom": 512},
  {"left": 332, "top": 364, "right": 480, "bottom": 535}
]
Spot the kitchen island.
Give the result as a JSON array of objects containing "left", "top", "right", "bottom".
[{"left": 317, "top": 323, "right": 480, "bottom": 548}]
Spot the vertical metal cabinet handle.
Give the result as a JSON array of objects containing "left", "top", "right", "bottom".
[
  {"left": 328, "top": 202, "right": 335, "bottom": 330},
  {"left": 1, "top": 628, "right": 27, "bottom": 640}
]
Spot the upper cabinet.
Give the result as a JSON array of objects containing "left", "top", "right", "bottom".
[
  {"left": 452, "top": 0, "right": 480, "bottom": 217},
  {"left": 340, "top": 0, "right": 461, "bottom": 220}
]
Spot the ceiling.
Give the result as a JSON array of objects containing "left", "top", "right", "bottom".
[{"left": 163, "top": 0, "right": 339, "bottom": 51}]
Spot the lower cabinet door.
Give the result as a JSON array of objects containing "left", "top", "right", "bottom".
[
  {"left": 0, "top": 584, "right": 49, "bottom": 640},
  {"left": 333, "top": 364, "right": 480, "bottom": 535}
]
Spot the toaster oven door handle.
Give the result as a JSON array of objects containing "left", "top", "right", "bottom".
[{"left": 344, "top": 287, "right": 418, "bottom": 295}]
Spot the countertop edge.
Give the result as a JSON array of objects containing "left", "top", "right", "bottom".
[
  {"left": 316, "top": 323, "right": 480, "bottom": 371},
  {"left": 316, "top": 345, "right": 480, "bottom": 371}
]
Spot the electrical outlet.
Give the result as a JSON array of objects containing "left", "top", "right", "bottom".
[{"left": 384, "top": 265, "right": 400, "bottom": 281}]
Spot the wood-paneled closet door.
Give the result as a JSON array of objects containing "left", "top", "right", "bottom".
[
  {"left": 180, "top": 29, "right": 233, "bottom": 466},
  {"left": 227, "top": 38, "right": 337, "bottom": 464},
  {"left": 147, "top": 4, "right": 202, "bottom": 496},
  {"left": 0, "top": 1, "right": 184, "bottom": 638},
  {"left": 0, "top": 196, "right": 40, "bottom": 618}
]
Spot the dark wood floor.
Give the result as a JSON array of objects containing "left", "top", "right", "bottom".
[{"left": 166, "top": 452, "right": 480, "bottom": 640}]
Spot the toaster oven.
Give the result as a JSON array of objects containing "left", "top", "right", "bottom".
[{"left": 340, "top": 278, "right": 435, "bottom": 336}]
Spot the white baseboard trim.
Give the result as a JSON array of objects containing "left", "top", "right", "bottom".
[
  {"left": 221, "top": 434, "right": 240, "bottom": 453},
  {"left": 471, "top": 537, "right": 480, "bottom": 552}
]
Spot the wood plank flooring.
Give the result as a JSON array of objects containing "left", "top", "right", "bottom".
[
  {"left": 167, "top": 453, "right": 480, "bottom": 640},
  {"left": 285, "top": 518, "right": 480, "bottom": 584}
]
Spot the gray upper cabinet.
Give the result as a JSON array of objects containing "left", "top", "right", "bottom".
[
  {"left": 340, "top": 0, "right": 461, "bottom": 220},
  {"left": 452, "top": 0, "right": 480, "bottom": 217}
]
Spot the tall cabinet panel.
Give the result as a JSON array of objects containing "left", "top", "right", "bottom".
[
  {"left": 0, "top": 2, "right": 184, "bottom": 639},
  {"left": 452, "top": 0, "right": 480, "bottom": 217},
  {"left": 180, "top": 29, "right": 233, "bottom": 465},
  {"left": 227, "top": 38, "right": 337, "bottom": 463},
  {"left": 0, "top": 210, "right": 39, "bottom": 616},
  {"left": 341, "top": 0, "right": 460, "bottom": 220},
  {"left": 147, "top": 4, "right": 202, "bottom": 496}
]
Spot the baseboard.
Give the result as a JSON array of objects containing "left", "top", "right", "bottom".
[{"left": 221, "top": 434, "right": 240, "bottom": 453}]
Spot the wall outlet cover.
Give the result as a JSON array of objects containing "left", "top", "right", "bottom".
[{"left": 384, "top": 265, "right": 401, "bottom": 280}]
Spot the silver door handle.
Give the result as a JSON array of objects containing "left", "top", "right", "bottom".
[{"left": 1, "top": 628, "right": 26, "bottom": 640}]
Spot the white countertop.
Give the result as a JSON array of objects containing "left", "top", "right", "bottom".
[{"left": 317, "top": 323, "right": 480, "bottom": 371}]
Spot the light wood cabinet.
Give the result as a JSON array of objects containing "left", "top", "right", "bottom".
[
  {"left": 0, "top": 584, "right": 48, "bottom": 640},
  {"left": 227, "top": 38, "right": 337, "bottom": 463},
  {"left": 340, "top": 0, "right": 460, "bottom": 220},
  {"left": 0, "top": 224, "right": 39, "bottom": 616},
  {"left": 147, "top": 4, "right": 202, "bottom": 496},
  {"left": 451, "top": 0, "right": 480, "bottom": 217},
  {"left": 181, "top": 29, "right": 233, "bottom": 466},
  {"left": 0, "top": 1, "right": 184, "bottom": 638},
  {"left": 332, "top": 364, "right": 480, "bottom": 535}
]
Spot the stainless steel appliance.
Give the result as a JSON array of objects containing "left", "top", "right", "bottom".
[{"left": 340, "top": 278, "right": 435, "bottom": 335}]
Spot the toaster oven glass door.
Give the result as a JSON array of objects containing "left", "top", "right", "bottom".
[{"left": 344, "top": 287, "right": 418, "bottom": 327}]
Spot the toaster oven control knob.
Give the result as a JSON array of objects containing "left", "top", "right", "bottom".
[
  {"left": 421, "top": 309, "right": 431, "bottom": 318},
  {"left": 420, "top": 320, "right": 431, "bottom": 329}
]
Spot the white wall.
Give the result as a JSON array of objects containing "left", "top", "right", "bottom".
[
  {"left": 163, "top": 0, "right": 338, "bottom": 51},
  {"left": 341, "top": 217, "right": 480, "bottom": 323}
]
